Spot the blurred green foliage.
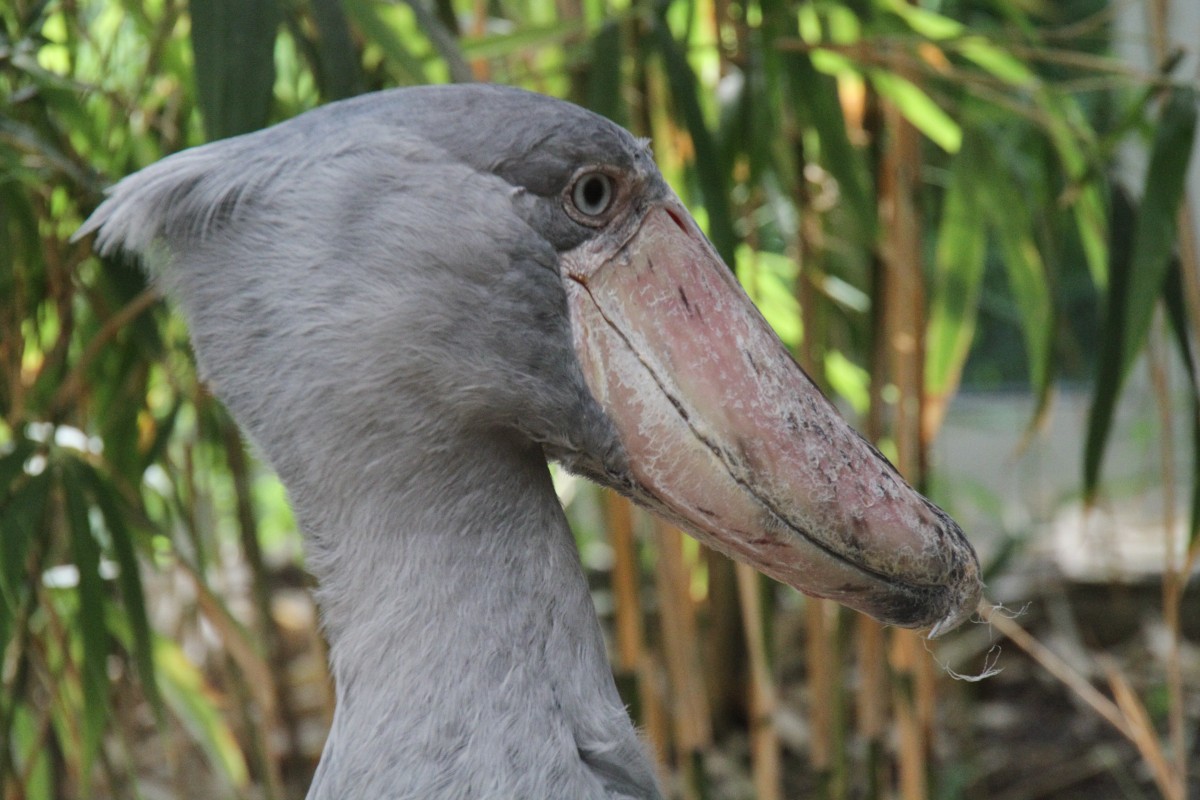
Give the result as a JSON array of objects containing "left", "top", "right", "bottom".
[{"left": 1, "top": 0, "right": 1196, "bottom": 796}]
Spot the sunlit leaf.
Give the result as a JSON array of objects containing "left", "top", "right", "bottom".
[
  {"left": 736, "top": 246, "right": 801, "bottom": 346},
  {"left": 869, "top": 71, "right": 962, "bottom": 153},
  {"left": 784, "top": 50, "right": 876, "bottom": 243},
  {"left": 460, "top": 20, "right": 589, "bottom": 60},
  {"left": 155, "top": 636, "right": 250, "bottom": 789},
  {"left": 825, "top": 350, "right": 870, "bottom": 415},
  {"left": 926, "top": 138, "right": 987, "bottom": 403},
  {"left": 881, "top": 0, "right": 963, "bottom": 40},
  {"left": 956, "top": 37, "right": 1037, "bottom": 86},
  {"left": 1072, "top": 181, "right": 1110, "bottom": 290},
  {"left": 342, "top": 0, "right": 429, "bottom": 84},
  {"left": 400, "top": 0, "right": 472, "bottom": 82},
  {"left": 9, "top": 705, "right": 53, "bottom": 800}
]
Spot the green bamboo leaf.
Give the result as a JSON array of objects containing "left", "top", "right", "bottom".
[
  {"left": 649, "top": 8, "right": 736, "bottom": 265},
  {"left": 155, "top": 637, "right": 250, "bottom": 789},
  {"left": 735, "top": 245, "right": 801, "bottom": 346},
  {"left": 1161, "top": 265, "right": 1200, "bottom": 544},
  {"left": 995, "top": 222, "right": 1053, "bottom": 395},
  {"left": 80, "top": 464, "right": 161, "bottom": 716},
  {"left": 976, "top": 151, "right": 1054, "bottom": 398},
  {"left": 1120, "top": 88, "right": 1197, "bottom": 376},
  {"left": 926, "top": 138, "right": 987, "bottom": 398},
  {"left": 0, "top": 439, "right": 37, "bottom": 505},
  {"left": 587, "top": 21, "right": 625, "bottom": 126},
  {"left": 1084, "top": 88, "right": 1196, "bottom": 496},
  {"left": 309, "top": 0, "right": 365, "bottom": 100},
  {"left": 880, "top": 0, "right": 962, "bottom": 40},
  {"left": 189, "top": 0, "right": 281, "bottom": 140},
  {"left": 870, "top": 71, "right": 962, "bottom": 153},
  {"left": 61, "top": 461, "right": 108, "bottom": 793},
  {"left": 783, "top": 50, "right": 877, "bottom": 243},
  {"left": 341, "top": 0, "right": 429, "bottom": 84},
  {"left": 1072, "top": 181, "right": 1109, "bottom": 290},
  {"left": 9, "top": 706, "right": 53, "bottom": 800},
  {"left": 1192, "top": 396, "right": 1200, "bottom": 546},
  {"left": 140, "top": 399, "right": 183, "bottom": 473},
  {"left": 460, "top": 19, "right": 589, "bottom": 61},
  {"left": 1037, "top": 89, "right": 1108, "bottom": 286},
  {"left": 401, "top": 0, "right": 472, "bottom": 83},
  {"left": 0, "top": 464, "right": 50, "bottom": 651},
  {"left": 1084, "top": 189, "right": 1136, "bottom": 497},
  {"left": 955, "top": 37, "right": 1037, "bottom": 87}
]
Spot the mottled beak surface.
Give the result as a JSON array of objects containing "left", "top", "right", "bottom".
[{"left": 564, "top": 199, "right": 981, "bottom": 636}]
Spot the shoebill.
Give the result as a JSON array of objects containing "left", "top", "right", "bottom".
[{"left": 78, "top": 84, "right": 981, "bottom": 800}]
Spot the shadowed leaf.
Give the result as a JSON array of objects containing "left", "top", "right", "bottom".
[
  {"left": 587, "top": 21, "right": 625, "bottom": 127},
  {"left": 1085, "top": 89, "right": 1197, "bottom": 495},
  {"left": 783, "top": 50, "right": 877, "bottom": 244},
  {"left": 62, "top": 461, "right": 109, "bottom": 794},
  {"left": 309, "top": 0, "right": 365, "bottom": 100},
  {"left": 649, "top": 7, "right": 736, "bottom": 264},
  {"left": 926, "top": 137, "right": 987, "bottom": 405},
  {"left": 81, "top": 464, "right": 161, "bottom": 715},
  {"left": 189, "top": 0, "right": 281, "bottom": 140},
  {"left": 1161, "top": 265, "right": 1200, "bottom": 545}
]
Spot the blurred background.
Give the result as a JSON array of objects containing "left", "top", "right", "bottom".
[{"left": 1, "top": 0, "right": 1197, "bottom": 798}]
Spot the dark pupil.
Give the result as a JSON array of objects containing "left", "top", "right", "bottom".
[{"left": 582, "top": 177, "right": 606, "bottom": 208}]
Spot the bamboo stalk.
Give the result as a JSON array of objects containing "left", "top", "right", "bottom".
[
  {"left": 977, "top": 602, "right": 1132, "bottom": 737},
  {"left": 878, "top": 55, "right": 932, "bottom": 800},
  {"left": 47, "top": 287, "right": 158, "bottom": 420},
  {"left": 890, "top": 631, "right": 927, "bottom": 800},
  {"left": 855, "top": 616, "right": 887, "bottom": 798},
  {"left": 1143, "top": 3, "right": 1192, "bottom": 794},
  {"left": 804, "top": 600, "right": 834, "bottom": 784},
  {"left": 790, "top": 94, "right": 845, "bottom": 798},
  {"left": 606, "top": 491, "right": 644, "bottom": 673},
  {"left": 223, "top": 423, "right": 290, "bottom": 799},
  {"left": 1177, "top": 198, "right": 1200, "bottom": 398},
  {"left": 1147, "top": 315, "right": 1187, "bottom": 800},
  {"left": 735, "top": 562, "right": 781, "bottom": 800},
  {"left": 604, "top": 491, "right": 670, "bottom": 778},
  {"left": 652, "top": 519, "right": 711, "bottom": 797},
  {"left": 1107, "top": 665, "right": 1183, "bottom": 800}
]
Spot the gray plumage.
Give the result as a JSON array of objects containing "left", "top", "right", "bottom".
[
  {"left": 82, "top": 85, "right": 665, "bottom": 799},
  {"left": 79, "top": 82, "right": 981, "bottom": 800}
]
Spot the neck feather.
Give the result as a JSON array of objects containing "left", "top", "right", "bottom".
[{"left": 295, "top": 430, "right": 660, "bottom": 800}]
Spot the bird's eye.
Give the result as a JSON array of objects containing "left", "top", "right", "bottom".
[{"left": 570, "top": 172, "right": 615, "bottom": 218}]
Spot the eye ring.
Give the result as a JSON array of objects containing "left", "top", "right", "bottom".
[{"left": 568, "top": 171, "right": 616, "bottom": 220}]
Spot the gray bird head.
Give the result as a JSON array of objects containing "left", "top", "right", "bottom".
[{"left": 77, "top": 84, "right": 981, "bottom": 634}]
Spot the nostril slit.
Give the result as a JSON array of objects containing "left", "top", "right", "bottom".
[{"left": 665, "top": 207, "right": 689, "bottom": 234}]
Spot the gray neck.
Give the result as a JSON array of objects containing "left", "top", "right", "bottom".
[{"left": 296, "top": 430, "right": 661, "bottom": 799}]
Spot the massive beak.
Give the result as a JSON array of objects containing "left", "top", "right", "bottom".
[{"left": 563, "top": 199, "right": 981, "bottom": 636}]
